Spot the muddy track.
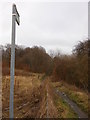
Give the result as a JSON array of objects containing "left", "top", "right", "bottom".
[
  {"left": 36, "top": 80, "right": 58, "bottom": 118},
  {"left": 55, "top": 89, "right": 88, "bottom": 118}
]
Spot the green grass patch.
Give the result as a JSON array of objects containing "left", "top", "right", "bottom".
[
  {"left": 54, "top": 94, "right": 78, "bottom": 118},
  {"left": 52, "top": 82, "right": 88, "bottom": 114},
  {"left": 67, "top": 91, "right": 88, "bottom": 113}
]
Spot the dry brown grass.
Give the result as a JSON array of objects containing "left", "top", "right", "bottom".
[
  {"left": 2, "top": 74, "right": 59, "bottom": 118},
  {"left": 2, "top": 73, "right": 84, "bottom": 118},
  {"left": 2, "top": 74, "right": 42, "bottom": 118},
  {"left": 36, "top": 78, "right": 58, "bottom": 118}
]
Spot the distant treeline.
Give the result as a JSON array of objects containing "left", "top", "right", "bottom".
[{"left": 1, "top": 40, "right": 89, "bottom": 90}]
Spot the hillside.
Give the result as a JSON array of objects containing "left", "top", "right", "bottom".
[{"left": 2, "top": 71, "right": 88, "bottom": 118}]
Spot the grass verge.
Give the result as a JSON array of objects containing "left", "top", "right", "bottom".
[
  {"left": 54, "top": 93, "right": 78, "bottom": 118},
  {"left": 52, "top": 81, "right": 88, "bottom": 114}
]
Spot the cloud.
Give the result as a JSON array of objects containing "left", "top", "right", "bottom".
[{"left": 0, "top": 1, "right": 88, "bottom": 54}]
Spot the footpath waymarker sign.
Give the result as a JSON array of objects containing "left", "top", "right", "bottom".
[{"left": 10, "top": 4, "right": 20, "bottom": 118}]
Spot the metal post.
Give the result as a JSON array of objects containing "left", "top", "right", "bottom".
[
  {"left": 10, "top": 4, "right": 19, "bottom": 118},
  {"left": 88, "top": 2, "right": 90, "bottom": 93},
  {"left": 10, "top": 4, "right": 16, "bottom": 118}
]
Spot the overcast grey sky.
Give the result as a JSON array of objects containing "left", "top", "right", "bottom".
[{"left": 0, "top": 0, "right": 88, "bottom": 54}]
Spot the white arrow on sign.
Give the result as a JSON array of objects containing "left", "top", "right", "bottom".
[{"left": 13, "top": 4, "right": 20, "bottom": 25}]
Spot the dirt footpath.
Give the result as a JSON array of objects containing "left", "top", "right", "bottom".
[{"left": 36, "top": 79, "right": 58, "bottom": 118}]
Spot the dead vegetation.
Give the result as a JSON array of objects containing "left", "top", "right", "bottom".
[
  {"left": 2, "top": 72, "right": 88, "bottom": 118},
  {"left": 2, "top": 74, "right": 58, "bottom": 118},
  {"left": 2, "top": 74, "right": 42, "bottom": 118},
  {"left": 37, "top": 79, "right": 58, "bottom": 118}
]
